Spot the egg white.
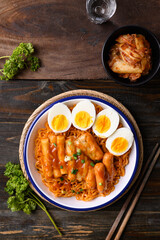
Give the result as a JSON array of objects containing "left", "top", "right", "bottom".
[
  {"left": 92, "top": 108, "right": 120, "bottom": 138},
  {"left": 48, "top": 103, "right": 72, "bottom": 133},
  {"left": 106, "top": 127, "right": 134, "bottom": 156},
  {"left": 72, "top": 100, "right": 96, "bottom": 130}
]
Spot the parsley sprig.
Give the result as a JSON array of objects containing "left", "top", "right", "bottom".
[
  {"left": 4, "top": 162, "right": 62, "bottom": 236},
  {"left": 0, "top": 43, "right": 40, "bottom": 81}
]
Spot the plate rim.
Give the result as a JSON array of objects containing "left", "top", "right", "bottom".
[{"left": 23, "top": 94, "right": 140, "bottom": 212}]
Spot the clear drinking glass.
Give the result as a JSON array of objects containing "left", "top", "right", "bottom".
[{"left": 86, "top": 0, "right": 117, "bottom": 24}]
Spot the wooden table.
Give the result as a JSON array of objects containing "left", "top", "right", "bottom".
[{"left": 0, "top": 0, "right": 160, "bottom": 239}]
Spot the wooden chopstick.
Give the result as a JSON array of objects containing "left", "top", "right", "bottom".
[
  {"left": 105, "top": 143, "right": 160, "bottom": 240},
  {"left": 114, "top": 146, "right": 160, "bottom": 240}
]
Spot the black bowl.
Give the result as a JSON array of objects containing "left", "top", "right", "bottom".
[{"left": 102, "top": 25, "right": 160, "bottom": 86}]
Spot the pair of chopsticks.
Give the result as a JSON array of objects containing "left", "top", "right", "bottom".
[{"left": 106, "top": 143, "right": 160, "bottom": 240}]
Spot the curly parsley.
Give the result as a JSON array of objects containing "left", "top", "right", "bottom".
[
  {"left": 4, "top": 162, "right": 62, "bottom": 235},
  {"left": 0, "top": 43, "right": 40, "bottom": 81}
]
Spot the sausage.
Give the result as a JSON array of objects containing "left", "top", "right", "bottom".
[
  {"left": 41, "top": 138, "right": 53, "bottom": 178},
  {"left": 103, "top": 152, "right": 116, "bottom": 181},
  {"left": 48, "top": 135, "right": 62, "bottom": 178},
  {"left": 57, "top": 135, "right": 67, "bottom": 174},
  {"left": 86, "top": 165, "right": 96, "bottom": 189},
  {"left": 94, "top": 163, "right": 106, "bottom": 193},
  {"left": 74, "top": 132, "right": 103, "bottom": 161}
]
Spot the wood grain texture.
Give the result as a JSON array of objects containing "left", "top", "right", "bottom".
[
  {"left": 0, "top": 0, "right": 159, "bottom": 79},
  {"left": 0, "top": 78, "right": 160, "bottom": 240},
  {"left": 0, "top": 0, "right": 160, "bottom": 239}
]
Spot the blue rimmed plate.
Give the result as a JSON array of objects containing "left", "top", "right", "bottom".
[{"left": 20, "top": 90, "right": 143, "bottom": 211}]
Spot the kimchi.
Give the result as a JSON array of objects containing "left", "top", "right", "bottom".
[{"left": 108, "top": 34, "right": 152, "bottom": 81}]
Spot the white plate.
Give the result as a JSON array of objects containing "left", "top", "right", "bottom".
[{"left": 23, "top": 95, "right": 140, "bottom": 211}]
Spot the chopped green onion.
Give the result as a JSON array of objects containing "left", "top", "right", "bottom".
[
  {"left": 71, "top": 190, "right": 75, "bottom": 193},
  {"left": 71, "top": 169, "right": 78, "bottom": 174},
  {"left": 68, "top": 140, "right": 72, "bottom": 145},
  {"left": 60, "top": 165, "right": 63, "bottom": 169},
  {"left": 77, "top": 192, "right": 80, "bottom": 194},
  {"left": 90, "top": 162, "right": 95, "bottom": 167},
  {"left": 60, "top": 177, "right": 64, "bottom": 181},
  {"left": 73, "top": 153, "right": 77, "bottom": 157},
  {"left": 99, "top": 182, "right": 102, "bottom": 186},
  {"left": 81, "top": 159, "right": 85, "bottom": 164},
  {"left": 74, "top": 156, "right": 78, "bottom": 160},
  {"left": 64, "top": 156, "right": 71, "bottom": 162},
  {"left": 77, "top": 149, "right": 81, "bottom": 155},
  {"left": 80, "top": 189, "right": 83, "bottom": 192},
  {"left": 53, "top": 143, "right": 57, "bottom": 147}
]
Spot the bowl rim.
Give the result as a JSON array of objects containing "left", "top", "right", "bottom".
[
  {"left": 23, "top": 95, "right": 140, "bottom": 211},
  {"left": 102, "top": 25, "right": 160, "bottom": 87}
]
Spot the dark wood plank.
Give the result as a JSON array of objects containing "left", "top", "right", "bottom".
[
  {"left": 0, "top": 0, "right": 160, "bottom": 239},
  {"left": 0, "top": 78, "right": 160, "bottom": 239},
  {"left": 0, "top": 0, "right": 159, "bottom": 79}
]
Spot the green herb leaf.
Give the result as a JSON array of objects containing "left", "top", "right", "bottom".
[
  {"left": 4, "top": 162, "right": 62, "bottom": 235},
  {"left": 4, "top": 162, "right": 22, "bottom": 178},
  {"left": 0, "top": 43, "right": 40, "bottom": 81},
  {"left": 53, "top": 143, "right": 57, "bottom": 147},
  {"left": 27, "top": 56, "right": 40, "bottom": 71},
  {"left": 81, "top": 159, "right": 85, "bottom": 164}
]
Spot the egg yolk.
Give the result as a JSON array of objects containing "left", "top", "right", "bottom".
[
  {"left": 51, "top": 114, "right": 68, "bottom": 131},
  {"left": 111, "top": 137, "right": 128, "bottom": 153},
  {"left": 75, "top": 111, "right": 92, "bottom": 128},
  {"left": 95, "top": 115, "right": 111, "bottom": 133}
]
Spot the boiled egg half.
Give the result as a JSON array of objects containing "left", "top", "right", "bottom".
[
  {"left": 48, "top": 103, "right": 72, "bottom": 133},
  {"left": 106, "top": 127, "right": 134, "bottom": 156},
  {"left": 72, "top": 100, "right": 96, "bottom": 130},
  {"left": 92, "top": 108, "right": 119, "bottom": 138}
]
